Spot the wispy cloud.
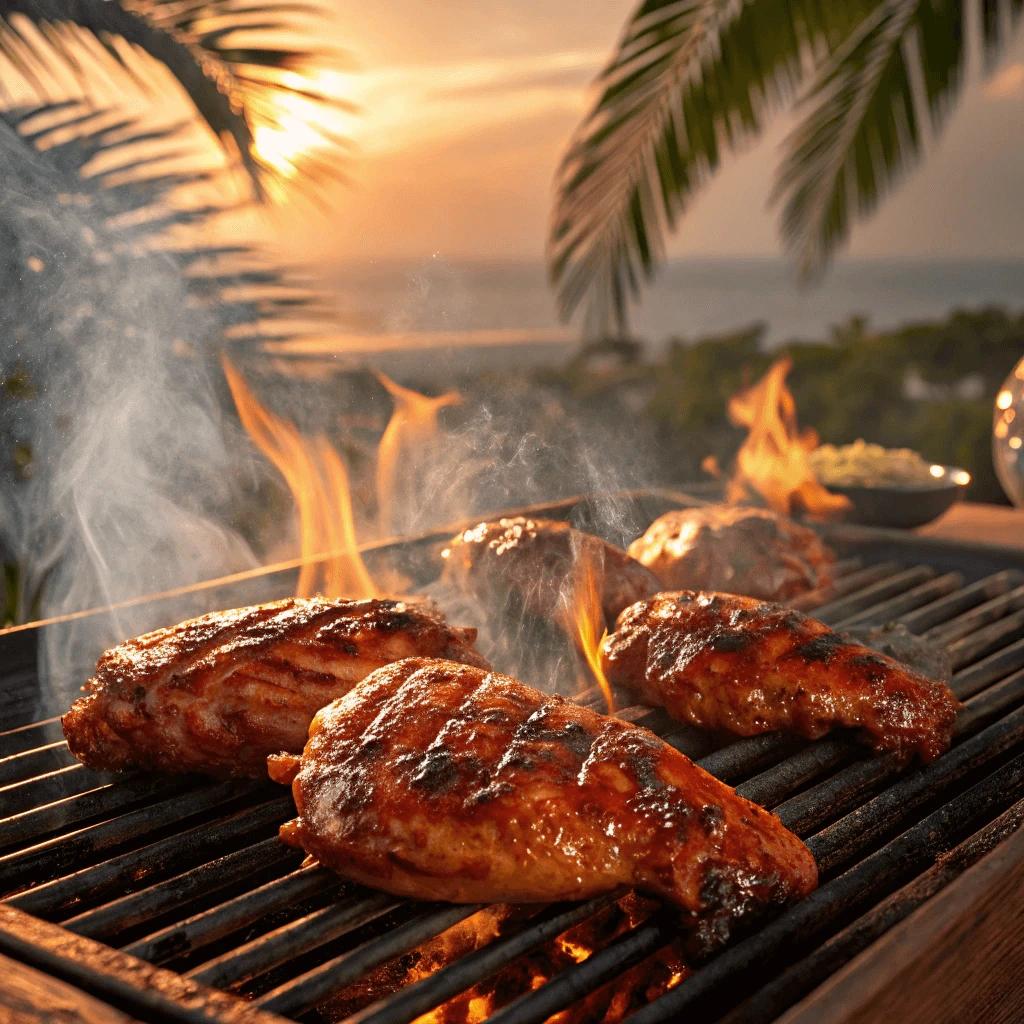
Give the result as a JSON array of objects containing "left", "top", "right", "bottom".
[
  {"left": 984, "top": 62, "right": 1024, "bottom": 99},
  {"left": 347, "top": 50, "right": 606, "bottom": 154}
]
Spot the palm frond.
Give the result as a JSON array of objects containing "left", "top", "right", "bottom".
[
  {"left": 548, "top": 0, "right": 883, "bottom": 331},
  {"left": 776, "top": 0, "right": 1021, "bottom": 276},
  {"left": 0, "top": 0, "right": 352, "bottom": 194}
]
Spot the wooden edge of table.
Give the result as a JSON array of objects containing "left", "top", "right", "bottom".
[
  {"left": 0, "top": 905, "right": 293, "bottom": 1024},
  {"left": 0, "top": 951, "right": 147, "bottom": 1024},
  {"left": 776, "top": 813, "right": 1024, "bottom": 1024}
]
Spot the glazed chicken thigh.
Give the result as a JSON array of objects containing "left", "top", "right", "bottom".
[
  {"left": 270, "top": 657, "right": 817, "bottom": 955},
  {"left": 600, "top": 592, "right": 960, "bottom": 762},
  {"left": 440, "top": 516, "right": 660, "bottom": 626},
  {"left": 63, "top": 598, "right": 489, "bottom": 778},
  {"left": 627, "top": 506, "right": 835, "bottom": 602}
]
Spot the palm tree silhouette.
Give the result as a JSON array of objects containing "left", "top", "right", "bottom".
[{"left": 550, "top": 0, "right": 1023, "bottom": 331}]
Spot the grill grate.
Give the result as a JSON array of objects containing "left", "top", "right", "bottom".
[{"left": 4, "top": 542, "right": 1024, "bottom": 1024}]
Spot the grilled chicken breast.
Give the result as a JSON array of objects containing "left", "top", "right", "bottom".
[
  {"left": 627, "top": 506, "right": 835, "bottom": 602},
  {"left": 601, "top": 592, "right": 960, "bottom": 762},
  {"left": 440, "top": 516, "right": 660, "bottom": 626},
  {"left": 270, "top": 657, "right": 817, "bottom": 955},
  {"left": 63, "top": 598, "right": 490, "bottom": 778}
]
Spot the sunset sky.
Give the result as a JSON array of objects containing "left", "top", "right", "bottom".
[{"left": 288, "top": 0, "right": 1024, "bottom": 266}]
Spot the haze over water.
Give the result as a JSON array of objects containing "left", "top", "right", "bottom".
[{"left": 325, "top": 256, "right": 1024, "bottom": 353}]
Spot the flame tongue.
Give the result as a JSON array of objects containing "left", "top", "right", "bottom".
[
  {"left": 376, "top": 372, "right": 462, "bottom": 537},
  {"left": 222, "top": 356, "right": 378, "bottom": 599},
  {"left": 727, "top": 356, "right": 851, "bottom": 521},
  {"left": 558, "top": 540, "right": 615, "bottom": 713}
]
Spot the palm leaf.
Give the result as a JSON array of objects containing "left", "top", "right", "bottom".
[
  {"left": 776, "top": 0, "right": 1021, "bottom": 275},
  {"left": 548, "top": 0, "right": 883, "bottom": 331},
  {"left": 0, "top": 0, "right": 352, "bottom": 194}
]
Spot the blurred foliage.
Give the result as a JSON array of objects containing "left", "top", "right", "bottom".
[
  {"left": 550, "top": 0, "right": 1022, "bottom": 331},
  {"left": 531, "top": 307, "right": 1024, "bottom": 506}
]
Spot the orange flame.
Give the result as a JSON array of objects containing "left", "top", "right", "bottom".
[
  {"left": 558, "top": 545, "right": 615, "bottom": 713},
  {"left": 222, "top": 356, "right": 378, "bottom": 599},
  {"left": 403, "top": 894, "right": 688, "bottom": 1024},
  {"left": 316, "top": 895, "right": 687, "bottom": 1024},
  {"left": 375, "top": 372, "right": 462, "bottom": 536},
  {"left": 727, "top": 356, "right": 851, "bottom": 522}
]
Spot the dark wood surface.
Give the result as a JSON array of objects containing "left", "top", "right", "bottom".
[
  {"left": 0, "top": 951, "right": 146, "bottom": 1024},
  {"left": 778, "top": 815, "right": 1024, "bottom": 1024},
  {"left": 0, "top": 906, "right": 292, "bottom": 1024}
]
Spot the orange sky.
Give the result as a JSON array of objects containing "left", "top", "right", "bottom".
[{"left": 277, "top": 1, "right": 1024, "bottom": 265}]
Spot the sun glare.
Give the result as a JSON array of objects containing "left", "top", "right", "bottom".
[{"left": 251, "top": 70, "right": 359, "bottom": 181}]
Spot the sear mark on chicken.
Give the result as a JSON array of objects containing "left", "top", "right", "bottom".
[
  {"left": 600, "top": 591, "right": 960, "bottom": 762},
  {"left": 271, "top": 657, "right": 817, "bottom": 957},
  {"left": 62, "top": 597, "right": 490, "bottom": 778}
]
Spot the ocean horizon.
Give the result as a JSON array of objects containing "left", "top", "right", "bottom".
[{"left": 321, "top": 255, "right": 1024, "bottom": 351}]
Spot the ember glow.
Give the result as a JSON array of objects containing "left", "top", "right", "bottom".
[
  {"left": 376, "top": 372, "right": 462, "bottom": 535},
  {"left": 395, "top": 894, "right": 688, "bottom": 1024},
  {"left": 727, "top": 357, "right": 852, "bottom": 522},
  {"left": 222, "top": 356, "right": 378, "bottom": 599}
]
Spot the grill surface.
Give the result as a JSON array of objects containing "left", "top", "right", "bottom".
[{"left": 4, "top": 502, "right": 1024, "bottom": 1024}]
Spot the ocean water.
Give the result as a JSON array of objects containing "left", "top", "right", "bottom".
[{"left": 325, "top": 256, "right": 1024, "bottom": 349}]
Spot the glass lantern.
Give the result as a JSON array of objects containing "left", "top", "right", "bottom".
[{"left": 994, "top": 355, "right": 1024, "bottom": 507}]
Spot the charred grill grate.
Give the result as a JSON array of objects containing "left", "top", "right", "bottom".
[{"left": 4, "top": 515, "right": 1024, "bottom": 1024}]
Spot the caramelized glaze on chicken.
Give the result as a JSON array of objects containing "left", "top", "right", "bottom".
[
  {"left": 63, "top": 598, "right": 490, "bottom": 778},
  {"left": 628, "top": 506, "right": 835, "bottom": 602},
  {"left": 270, "top": 657, "right": 817, "bottom": 955},
  {"left": 601, "top": 592, "right": 960, "bottom": 762},
  {"left": 440, "top": 516, "right": 659, "bottom": 625}
]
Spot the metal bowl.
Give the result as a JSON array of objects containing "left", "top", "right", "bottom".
[{"left": 823, "top": 465, "right": 971, "bottom": 530}]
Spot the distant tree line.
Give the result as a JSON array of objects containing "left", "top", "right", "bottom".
[{"left": 530, "top": 307, "right": 1024, "bottom": 506}]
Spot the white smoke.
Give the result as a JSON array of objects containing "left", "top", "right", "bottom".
[{"left": 0, "top": 114, "right": 265, "bottom": 714}]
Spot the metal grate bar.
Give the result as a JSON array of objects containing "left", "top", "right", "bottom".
[
  {"left": 0, "top": 765, "right": 122, "bottom": 818},
  {"left": 0, "top": 779, "right": 260, "bottom": 894},
  {"left": 955, "top": 667, "right": 1024, "bottom": 736},
  {"left": 810, "top": 567, "right": 936, "bottom": 626},
  {"left": 788, "top": 563, "right": 901, "bottom": 613},
  {"left": 805, "top": 702, "right": 1024, "bottom": 873},
  {"left": 735, "top": 738, "right": 851, "bottom": 808},
  {"left": 347, "top": 897, "right": 618, "bottom": 1024},
  {"left": 696, "top": 734, "right": 803, "bottom": 785},
  {"left": 951, "top": 636, "right": 1024, "bottom": 699},
  {"left": 480, "top": 913, "right": 677, "bottom": 1024},
  {"left": 775, "top": 672, "right": 1024, "bottom": 838},
  {"left": 717, "top": 795, "right": 1024, "bottom": 1024},
  {"left": 255, "top": 904, "right": 484, "bottom": 1016},
  {"left": 613, "top": 706, "right": 674, "bottom": 734},
  {"left": 0, "top": 741, "right": 76, "bottom": 788},
  {"left": 826, "top": 557, "right": 865, "bottom": 579},
  {"left": 903, "top": 572, "right": 1024, "bottom": 637},
  {"left": 187, "top": 891, "right": 398, "bottom": 989},
  {"left": 6, "top": 795, "right": 292, "bottom": 915},
  {"left": 123, "top": 864, "right": 339, "bottom": 965},
  {"left": 0, "top": 775, "right": 197, "bottom": 852},
  {"left": 626, "top": 750, "right": 1024, "bottom": 1024},
  {"left": 62, "top": 836, "right": 301, "bottom": 940},
  {"left": 0, "top": 718, "right": 64, "bottom": 759},
  {"left": 774, "top": 752, "right": 904, "bottom": 837},
  {"left": 947, "top": 607, "right": 1024, "bottom": 670},
  {"left": 833, "top": 572, "right": 963, "bottom": 630},
  {"left": 924, "top": 582, "right": 1024, "bottom": 646}
]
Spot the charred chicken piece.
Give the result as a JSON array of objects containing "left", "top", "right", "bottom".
[
  {"left": 270, "top": 657, "right": 817, "bottom": 955},
  {"left": 440, "top": 516, "right": 660, "bottom": 626},
  {"left": 628, "top": 506, "right": 836, "bottom": 602},
  {"left": 601, "top": 592, "right": 960, "bottom": 762},
  {"left": 63, "top": 598, "right": 490, "bottom": 778}
]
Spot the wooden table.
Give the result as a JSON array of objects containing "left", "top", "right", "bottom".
[{"left": 918, "top": 501, "right": 1024, "bottom": 548}]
